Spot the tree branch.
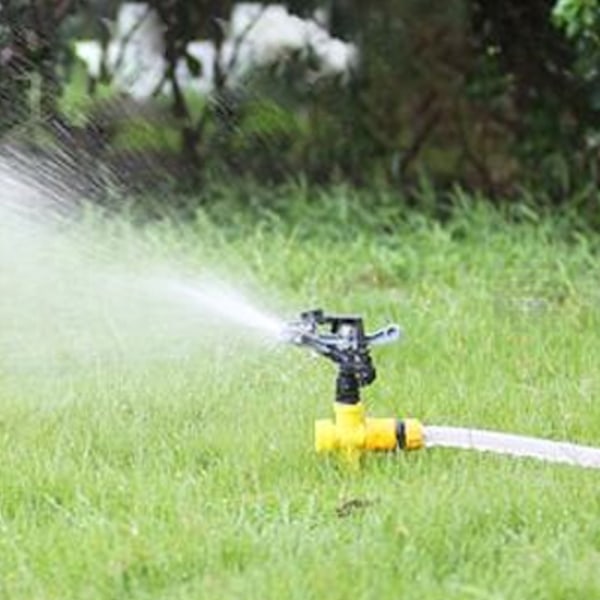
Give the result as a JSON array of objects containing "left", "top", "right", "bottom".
[{"left": 54, "top": 0, "right": 74, "bottom": 22}]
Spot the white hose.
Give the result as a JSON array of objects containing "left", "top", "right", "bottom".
[{"left": 424, "top": 425, "right": 600, "bottom": 469}]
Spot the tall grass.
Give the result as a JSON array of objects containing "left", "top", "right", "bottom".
[{"left": 2, "top": 189, "right": 600, "bottom": 599}]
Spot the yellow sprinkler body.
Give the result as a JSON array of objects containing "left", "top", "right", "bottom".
[{"left": 315, "top": 402, "right": 424, "bottom": 461}]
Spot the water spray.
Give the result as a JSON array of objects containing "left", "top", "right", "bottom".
[{"left": 283, "top": 309, "right": 600, "bottom": 469}]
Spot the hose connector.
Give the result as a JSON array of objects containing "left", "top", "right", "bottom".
[
  {"left": 315, "top": 402, "right": 423, "bottom": 461},
  {"left": 397, "top": 417, "right": 425, "bottom": 451}
]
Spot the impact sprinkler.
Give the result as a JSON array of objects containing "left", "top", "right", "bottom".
[
  {"left": 282, "top": 309, "right": 600, "bottom": 470},
  {"left": 282, "top": 309, "right": 423, "bottom": 463}
]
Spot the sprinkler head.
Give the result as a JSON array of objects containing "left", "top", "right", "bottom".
[{"left": 281, "top": 309, "right": 402, "bottom": 403}]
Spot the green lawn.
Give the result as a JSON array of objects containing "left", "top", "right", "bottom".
[{"left": 2, "top": 192, "right": 600, "bottom": 599}]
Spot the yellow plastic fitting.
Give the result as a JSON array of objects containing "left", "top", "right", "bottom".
[
  {"left": 314, "top": 402, "right": 424, "bottom": 460},
  {"left": 402, "top": 417, "right": 425, "bottom": 451}
]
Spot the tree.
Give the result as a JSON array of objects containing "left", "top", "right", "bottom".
[{"left": 0, "top": 0, "right": 77, "bottom": 135}]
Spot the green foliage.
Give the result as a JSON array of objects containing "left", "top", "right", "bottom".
[
  {"left": 553, "top": 0, "right": 600, "bottom": 110},
  {"left": 465, "top": 0, "right": 596, "bottom": 197},
  {"left": 2, "top": 0, "right": 600, "bottom": 204},
  {"left": 554, "top": 0, "right": 600, "bottom": 38}
]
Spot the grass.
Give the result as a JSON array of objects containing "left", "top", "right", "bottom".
[{"left": 2, "top": 190, "right": 600, "bottom": 599}]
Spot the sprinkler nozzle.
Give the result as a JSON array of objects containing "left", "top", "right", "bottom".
[
  {"left": 281, "top": 309, "right": 402, "bottom": 399},
  {"left": 282, "top": 309, "right": 402, "bottom": 350}
]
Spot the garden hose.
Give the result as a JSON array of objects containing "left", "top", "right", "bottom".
[{"left": 423, "top": 425, "right": 600, "bottom": 469}]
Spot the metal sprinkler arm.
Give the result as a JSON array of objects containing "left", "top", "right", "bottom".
[{"left": 282, "top": 308, "right": 401, "bottom": 401}]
